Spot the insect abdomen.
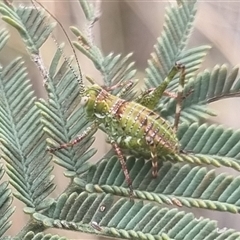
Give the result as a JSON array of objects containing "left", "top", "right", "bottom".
[{"left": 110, "top": 97, "right": 180, "bottom": 156}]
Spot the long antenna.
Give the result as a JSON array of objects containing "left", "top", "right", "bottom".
[{"left": 30, "top": 0, "right": 85, "bottom": 94}]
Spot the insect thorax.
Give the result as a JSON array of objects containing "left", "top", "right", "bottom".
[{"left": 83, "top": 84, "right": 115, "bottom": 119}]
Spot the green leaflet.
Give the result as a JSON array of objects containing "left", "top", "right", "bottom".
[
  {"left": 0, "top": 26, "right": 55, "bottom": 212},
  {"left": 178, "top": 123, "right": 240, "bottom": 159},
  {"left": 0, "top": 2, "right": 55, "bottom": 54},
  {"left": 0, "top": 57, "right": 55, "bottom": 210},
  {"left": 144, "top": 0, "right": 212, "bottom": 123},
  {"left": 78, "top": 0, "right": 95, "bottom": 22},
  {"left": 22, "top": 232, "right": 68, "bottom": 240},
  {"left": 162, "top": 65, "right": 240, "bottom": 122},
  {"left": 146, "top": 45, "right": 210, "bottom": 93},
  {"left": 72, "top": 40, "right": 137, "bottom": 97},
  {"left": 36, "top": 44, "right": 96, "bottom": 178},
  {"left": 0, "top": 164, "right": 14, "bottom": 238},
  {"left": 33, "top": 192, "right": 240, "bottom": 240},
  {"left": 71, "top": 28, "right": 137, "bottom": 97},
  {"left": 0, "top": 30, "right": 15, "bottom": 238},
  {"left": 0, "top": 29, "right": 8, "bottom": 52},
  {"left": 145, "top": 0, "right": 198, "bottom": 88},
  {"left": 84, "top": 156, "right": 240, "bottom": 213}
]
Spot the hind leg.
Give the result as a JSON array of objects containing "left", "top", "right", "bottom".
[
  {"left": 150, "top": 150, "right": 158, "bottom": 178},
  {"left": 111, "top": 140, "right": 133, "bottom": 198},
  {"left": 173, "top": 63, "right": 186, "bottom": 132}
]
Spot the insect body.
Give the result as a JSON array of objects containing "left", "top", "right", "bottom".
[
  {"left": 83, "top": 84, "right": 179, "bottom": 159},
  {"left": 51, "top": 63, "right": 186, "bottom": 196},
  {"left": 30, "top": 0, "right": 186, "bottom": 198}
]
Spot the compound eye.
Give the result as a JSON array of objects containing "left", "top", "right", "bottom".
[{"left": 80, "top": 96, "right": 89, "bottom": 106}]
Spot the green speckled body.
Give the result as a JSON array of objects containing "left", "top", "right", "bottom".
[
  {"left": 51, "top": 63, "right": 184, "bottom": 187},
  {"left": 84, "top": 84, "right": 180, "bottom": 158}
]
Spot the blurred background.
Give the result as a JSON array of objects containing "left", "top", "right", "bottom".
[{"left": 1, "top": 0, "right": 240, "bottom": 239}]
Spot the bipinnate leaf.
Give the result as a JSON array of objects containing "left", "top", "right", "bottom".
[
  {"left": 176, "top": 122, "right": 240, "bottom": 171},
  {"left": 72, "top": 38, "right": 137, "bottom": 98},
  {"left": 145, "top": 0, "right": 198, "bottom": 89},
  {"left": 163, "top": 65, "right": 240, "bottom": 122},
  {"left": 71, "top": 7, "right": 137, "bottom": 96},
  {"left": 0, "top": 3, "right": 55, "bottom": 54},
  {"left": 83, "top": 156, "right": 240, "bottom": 214},
  {"left": 1, "top": 0, "right": 240, "bottom": 239},
  {"left": 32, "top": 192, "right": 240, "bottom": 240},
  {"left": 0, "top": 58, "right": 55, "bottom": 209},
  {"left": 23, "top": 232, "right": 68, "bottom": 240},
  {"left": 179, "top": 123, "right": 240, "bottom": 157},
  {"left": 0, "top": 164, "right": 14, "bottom": 238},
  {"left": 36, "top": 45, "right": 96, "bottom": 178},
  {"left": 144, "top": 0, "right": 212, "bottom": 125},
  {"left": 0, "top": 29, "right": 9, "bottom": 52}
]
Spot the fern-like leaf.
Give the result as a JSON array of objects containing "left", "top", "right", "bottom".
[
  {"left": 144, "top": 1, "right": 211, "bottom": 124},
  {"left": 0, "top": 0, "right": 96, "bottom": 206},
  {"left": 72, "top": 37, "right": 137, "bottom": 94},
  {"left": 36, "top": 44, "right": 96, "bottom": 179},
  {"left": 102, "top": 53, "right": 136, "bottom": 88},
  {"left": 23, "top": 232, "right": 67, "bottom": 240},
  {"left": 0, "top": 164, "right": 14, "bottom": 238},
  {"left": 145, "top": 0, "right": 199, "bottom": 88},
  {"left": 0, "top": 3, "right": 55, "bottom": 54},
  {"left": 0, "top": 58, "right": 55, "bottom": 210},
  {"left": 84, "top": 156, "right": 240, "bottom": 214},
  {"left": 0, "top": 29, "right": 9, "bottom": 52},
  {"left": 175, "top": 122, "right": 240, "bottom": 171},
  {"left": 33, "top": 192, "right": 240, "bottom": 240},
  {"left": 71, "top": 21, "right": 137, "bottom": 94},
  {"left": 163, "top": 65, "right": 240, "bottom": 122},
  {"left": 179, "top": 123, "right": 240, "bottom": 158},
  {"left": 1, "top": 1, "right": 240, "bottom": 239}
]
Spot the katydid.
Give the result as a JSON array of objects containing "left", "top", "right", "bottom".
[
  {"left": 50, "top": 63, "right": 186, "bottom": 196},
  {"left": 31, "top": 0, "right": 187, "bottom": 197}
]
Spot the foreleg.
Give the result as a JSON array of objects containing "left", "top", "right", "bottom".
[
  {"left": 49, "top": 122, "right": 98, "bottom": 152},
  {"left": 104, "top": 79, "right": 137, "bottom": 98}
]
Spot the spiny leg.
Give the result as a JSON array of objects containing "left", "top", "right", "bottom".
[
  {"left": 111, "top": 140, "right": 133, "bottom": 198},
  {"left": 150, "top": 150, "right": 158, "bottom": 178},
  {"left": 165, "top": 88, "right": 193, "bottom": 100},
  {"left": 85, "top": 75, "right": 136, "bottom": 98},
  {"left": 49, "top": 122, "right": 98, "bottom": 152},
  {"left": 104, "top": 79, "right": 137, "bottom": 98},
  {"left": 104, "top": 80, "right": 131, "bottom": 92},
  {"left": 146, "top": 135, "right": 159, "bottom": 178},
  {"left": 173, "top": 63, "right": 186, "bottom": 132},
  {"left": 116, "top": 80, "right": 136, "bottom": 98}
]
